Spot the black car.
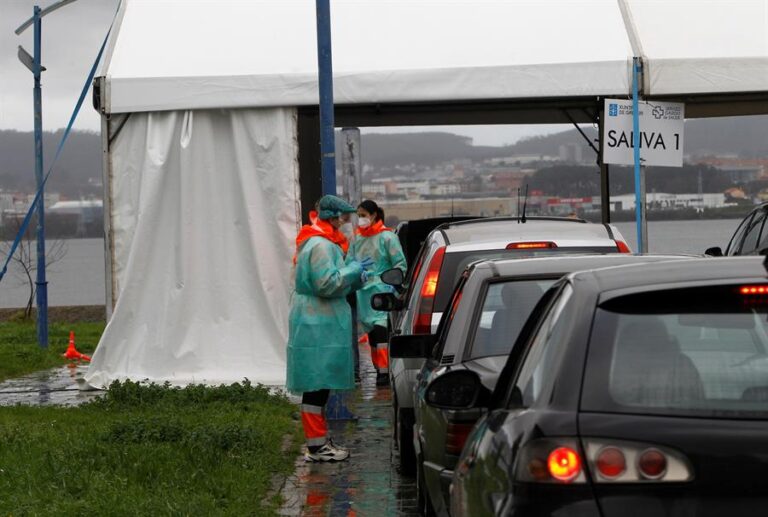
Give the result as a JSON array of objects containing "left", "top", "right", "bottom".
[
  {"left": 706, "top": 202, "right": 768, "bottom": 256},
  {"left": 451, "top": 257, "right": 768, "bottom": 517},
  {"left": 387, "top": 254, "right": 688, "bottom": 516}
]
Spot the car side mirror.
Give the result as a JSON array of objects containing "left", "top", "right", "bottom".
[
  {"left": 390, "top": 333, "right": 436, "bottom": 359},
  {"left": 381, "top": 268, "right": 405, "bottom": 287},
  {"left": 425, "top": 370, "right": 482, "bottom": 409},
  {"left": 371, "top": 292, "right": 403, "bottom": 312},
  {"left": 705, "top": 246, "right": 723, "bottom": 257}
]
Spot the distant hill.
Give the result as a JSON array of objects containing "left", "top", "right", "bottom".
[
  {"left": 359, "top": 115, "right": 768, "bottom": 168},
  {"left": 1, "top": 115, "right": 766, "bottom": 195},
  {"left": 0, "top": 129, "right": 101, "bottom": 198}
]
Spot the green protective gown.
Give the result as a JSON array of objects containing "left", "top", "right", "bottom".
[
  {"left": 346, "top": 231, "right": 407, "bottom": 333},
  {"left": 286, "top": 236, "right": 364, "bottom": 393}
]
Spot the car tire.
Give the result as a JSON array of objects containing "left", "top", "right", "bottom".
[
  {"left": 416, "top": 454, "right": 437, "bottom": 517},
  {"left": 398, "top": 408, "right": 416, "bottom": 476}
]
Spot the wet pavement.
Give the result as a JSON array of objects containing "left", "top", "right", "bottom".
[
  {"left": 0, "top": 364, "right": 103, "bottom": 407},
  {"left": 279, "top": 344, "right": 418, "bottom": 516}
]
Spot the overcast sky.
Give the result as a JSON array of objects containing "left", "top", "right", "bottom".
[{"left": 0, "top": 0, "right": 567, "bottom": 146}]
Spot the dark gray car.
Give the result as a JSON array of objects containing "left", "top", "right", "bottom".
[
  {"left": 452, "top": 256, "right": 768, "bottom": 517},
  {"left": 390, "top": 253, "right": 693, "bottom": 516}
]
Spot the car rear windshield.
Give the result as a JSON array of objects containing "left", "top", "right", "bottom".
[
  {"left": 434, "top": 247, "right": 614, "bottom": 312},
  {"left": 468, "top": 278, "right": 557, "bottom": 359},
  {"left": 582, "top": 284, "right": 768, "bottom": 419}
]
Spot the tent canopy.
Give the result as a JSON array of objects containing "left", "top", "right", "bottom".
[{"left": 101, "top": 0, "right": 768, "bottom": 117}]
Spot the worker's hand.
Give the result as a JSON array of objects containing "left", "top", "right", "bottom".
[
  {"left": 361, "top": 270, "right": 369, "bottom": 283},
  {"left": 359, "top": 257, "right": 374, "bottom": 271}
]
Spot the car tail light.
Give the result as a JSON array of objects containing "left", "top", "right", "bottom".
[
  {"left": 514, "top": 439, "right": 587, "bottom": 484},
  {"left": 547, "top": 447, "right": 582, "bottom": 482},
  {"left": 739, "top": 285, "right": 768, "bottom": 295},
  {"left": 637, "top": 449, "right": 667, "bottom": 479},
  {"left": 414, "top": 246, "right": 445, "bottom": 334},
  {"left": 446, "top": 422, "right": 475, "bottom": 456},
  {"left": 516, "top": 438, "right": 693, "bottom": 485},
  {"left": 582, "top": 439, "right": 692, "bottom": 483},
  {"left": 506, "top": 241, "right": 557, "bottom": 249},
  {"left": 595, "top": 446, "right": 626, "bottom": 479},
  {"left": 615, "top": 240, "right": 631, "bottom": 253}
]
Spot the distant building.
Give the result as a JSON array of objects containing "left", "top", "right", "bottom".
[
  {"left": 558, "top": 143, "right": 584, "bottom": 164},
  {"left": 610, "top": 193, "right": 728, "bottom": 212}
]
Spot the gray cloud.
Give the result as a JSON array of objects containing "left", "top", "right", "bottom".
[{"left": 0, "top": 0, "right": 119, "bottom": 132}]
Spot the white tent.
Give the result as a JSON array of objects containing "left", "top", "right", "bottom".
[{"left": 85, "top": 0, "right": 768, "bottom": 388}]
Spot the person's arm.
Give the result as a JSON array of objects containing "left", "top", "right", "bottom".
[{"left": 310, "top": 241, "right": 364, "bottom": 298}]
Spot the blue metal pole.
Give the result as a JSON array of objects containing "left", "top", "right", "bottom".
[
  {"left": 33, "top": 5, "right": 48, "bottom": 348},
  {"left": 632, "top": 57, "right": 644, "bottom": 254},
  {"left": 315, "top": 0, "right": 336, "bottom": 195}
]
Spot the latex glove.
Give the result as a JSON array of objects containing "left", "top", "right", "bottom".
[
  {"left": 361, "top": 269, "right": 369, "bottom": 283},
  {"left": 384, "top": 284, "right": 397, "bottom": 294},
  {"left": 359, "top": 257, "right": 374, "bottom": 271}
]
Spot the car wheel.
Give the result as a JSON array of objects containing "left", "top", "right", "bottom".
[
  {"left": 416, "top": 454, "right": 436, "bottom": 517},
  {"left": 398, "top": 408, "right": 416, "bottom": 476}
]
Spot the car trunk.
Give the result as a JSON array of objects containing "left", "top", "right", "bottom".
[{"left": 579, "top": 413, "right": 768, "bottom": 517}]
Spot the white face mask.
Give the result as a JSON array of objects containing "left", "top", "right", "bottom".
[
  {"left": 340, "top": 222, "right": 354, "bottom": 236},
  {"left": 358, "top": 217, "right": 371, "bottom": 228}
]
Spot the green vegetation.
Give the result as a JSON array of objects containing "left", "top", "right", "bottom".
[
  {"left": 0, "top": 380, "right": 300, "bottom": 516},
  {"left": 0, "top": 320, "right": 104, "bottom": 382}
]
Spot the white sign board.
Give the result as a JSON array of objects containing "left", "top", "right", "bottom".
[{"left": 603, "top": 99, "right": 685, "bottom": 167}]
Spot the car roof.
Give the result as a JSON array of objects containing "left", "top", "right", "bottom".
[
  {"left": 570, "top": 256, "right": 768, "bottom": 292},
  {"left": 434, "top": 217, "right": 618, "bottom": 251},
  {"left": 472, "top": 253, "right": 696, "bottom": 278}
]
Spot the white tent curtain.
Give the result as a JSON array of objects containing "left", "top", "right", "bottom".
[{"left": 85, "top": 108, "right": 300, "bottom": 388}]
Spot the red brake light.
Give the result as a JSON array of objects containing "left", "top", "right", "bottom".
[
  {"left": 506, "top": 241, "right": 557, "bottom": 250},
  {"left": 446, "top": 422, "right": 475, "bottom": 455},
  {"left": 547, "top": 447, "right": 582, "bottom": 483},
  {"left": 740, "top": 285, "right": 768, "bottom": 295},
  {"left": 596, "top": 447, "right": 626, "bottom": 479},
  {"left": 638, "top": 449, "right": 667, "bottom": 479},
  {"left": 414, "top": 246, "right": 446, "bottom": 334},
  {"left": 615, "top": 240, "right": 631, "bottom": 253},
  {"left": 422, "top": 271, "right": 439, "bottom": 297}
]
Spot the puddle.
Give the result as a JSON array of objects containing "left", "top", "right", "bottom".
[{"left": 0, "top": 364, "right": 103, "bottom": 407}]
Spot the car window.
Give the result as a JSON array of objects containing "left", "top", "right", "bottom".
[
  {"left": 468, "top": 278, "right": 556, "bottom": 359},
  {"left": 726, "top": 212, "right": 755, "bottom": 255},
  {"left": 582, "top": 284, "right": 768, "bottom": 419},
  {"left": 508, "top": 284, "right": 575, "bottom": 409},
  {"left": 433, "top": 247, "right": 608, "bottom": 314},
  {"left": 738, "top": 210, "right": 766, "bottom": 254}
]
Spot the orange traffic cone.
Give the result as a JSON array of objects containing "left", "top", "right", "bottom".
[{"left": 62, "top": 331, "right": 91, "bottom": 362}]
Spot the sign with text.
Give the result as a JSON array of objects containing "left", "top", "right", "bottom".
[{"left": 603, "top": 99, "right": 685, "bottom": 167}]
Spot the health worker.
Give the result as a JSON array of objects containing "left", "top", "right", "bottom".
[
  {"left": 346, "top": 199, "right": 406, "bottom": 386},
  {"left": 286, "top": 195, "right": 373, "bottom": 462}
]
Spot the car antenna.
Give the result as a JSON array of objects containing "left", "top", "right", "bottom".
[
  {"left": 517, "top": 187, "right": 521, "bottom": 224},
  {"left": 521, "top": 184, "right": 529, "bottom": 223}
]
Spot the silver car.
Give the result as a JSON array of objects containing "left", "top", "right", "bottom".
[
  {"left": 389, "top": 253, "right": 693, "bottom": 516},
  {"left": 380, "top": 217, "right": 631, "bottom": 476}
]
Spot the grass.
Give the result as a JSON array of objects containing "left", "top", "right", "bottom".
[
  {"left": 0, "top": 320, "right": 105, "bottom": 382},
  {"left": 0, "top": 380, "right": 301, "bottom": 516}
]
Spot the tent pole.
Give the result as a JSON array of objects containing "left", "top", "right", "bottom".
[
  {"left": 315, "top": 0, "right": 336, "bottom": 196},
  {"left": 597, "top": 103, "right": 610, "bottom": 224},
  {"left": 632, "top": 57, "right": 645, "bottom": 253}
]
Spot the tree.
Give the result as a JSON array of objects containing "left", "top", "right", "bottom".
[{"left": 0, "top": 216, "right": 67, "bottom": 319}]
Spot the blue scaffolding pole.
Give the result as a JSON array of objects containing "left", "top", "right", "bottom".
[
  {"left": 315, "top": 0, "right": 355, "bottom": 420},
  {"left": 316, "top": 0, "right": 336, "bottom": 196}
]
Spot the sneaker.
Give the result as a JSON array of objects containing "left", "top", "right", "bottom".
[{"left": 304, "top": 441, "right": 350, "bottom": 463}]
